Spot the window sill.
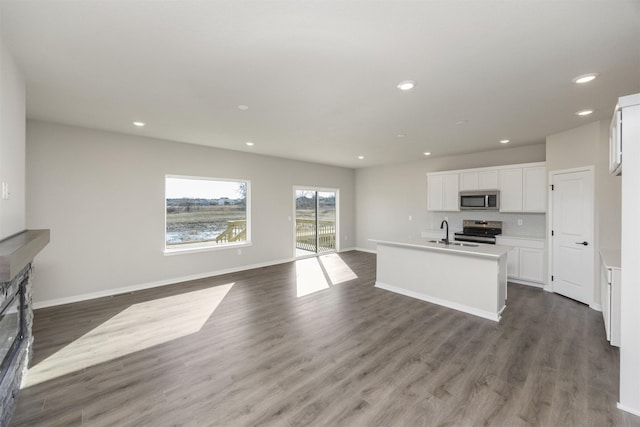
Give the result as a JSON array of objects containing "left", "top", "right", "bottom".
[{"left": 164, "top": 241, "right": 253, "bottom": 256}]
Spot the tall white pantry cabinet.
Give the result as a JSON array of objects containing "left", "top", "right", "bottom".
[{"left": 618, "top": 93, "right": 640, "bottom": 416}]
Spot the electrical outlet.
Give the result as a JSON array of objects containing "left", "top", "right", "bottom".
[
  {"left": 444, "top": 216, "right": 448, "bottom": 221},
  {"left": 344, "top": 235, "right": 348, "bottom": 241},
  {"left": 517, "top": 219, "right": 523, "bottom": 226},
  {"left": 408, "top": 215, "right": 412, "bottom": 221},
  {"left": 237, "top": 249, "right": 242, "bottom": 255}
]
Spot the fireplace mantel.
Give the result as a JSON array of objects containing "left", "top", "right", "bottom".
[{"left": 0, "top": 230, "right": 50, "bottom": 282}]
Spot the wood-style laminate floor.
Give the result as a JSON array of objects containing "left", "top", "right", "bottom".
[{"left": 11, "top": 251, "right": 640, "bottom": 426}]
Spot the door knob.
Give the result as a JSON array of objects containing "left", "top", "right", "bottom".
[{"left": 575, "top": 241, "right": 589, "bottom": 246}]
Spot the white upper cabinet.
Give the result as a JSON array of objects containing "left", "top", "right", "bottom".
[
  {"left": 459, "top": 172, "right": 478, "bottom": 191},
  {"left": 442, "top": 174, "right": 459, "bottom": 211},
  {"left": 459, "top": 170, "right": 498, "bottom": 191},
  {"left": 427, "top": 174, "right": 444, "bottom": 211},
  {"left": 499, "top": 164, "right": 547, "bottom": 213},
  {"left": 427, "top": 173, "right": 459, "bottom": 211},
  {"left": 428, "top": 162, "right": 545, "bottom": 213},
  {"left": 499, "top": 168, "right": 524, "bottom": 212},
  {"left": 479, "top": 170, "right": 499, "bottom": 190},
  {"left": 522, "top": 166, "right": 547, "bottom": 212}
]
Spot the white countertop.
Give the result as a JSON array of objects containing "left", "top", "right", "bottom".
[
  {"left": 423, "top": 231, "right": 544, "bottom": 242},
  {"left": 600, "top": 248, "right": 621, "bottom": 269},
  {"left": 498, "top": 234, "right": 545, "bottom": 241},
  {"left": 370, "top": 238, "right": 511, "bottom": 259}
]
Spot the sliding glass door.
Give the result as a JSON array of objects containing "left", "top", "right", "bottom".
[{"left": 295, "top": 189, "right": 337, "bottom": 256}]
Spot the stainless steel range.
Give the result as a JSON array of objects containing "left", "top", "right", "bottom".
[{"left": 454, "top": 220, "right": 502, "bottom": 245}]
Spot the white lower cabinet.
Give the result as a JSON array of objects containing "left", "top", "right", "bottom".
[
  {"left": 505, "top": 247, "right": 519, "bottom": 278},
  {"left": 600, "top": 250, "right": 621, "bottom": 347},
  {"left": 519, "top": 247, "right": 545, "bottom": 283},
  {"left": 496, "top": 236, "right": 545, "bottom": 286}
]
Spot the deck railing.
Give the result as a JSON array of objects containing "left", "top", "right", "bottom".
[
  {"left": 215, "top": 220, "right": 247, "bottom": 243},
  {"left": 295, "top": 218, "right": 336, "bottom": 252},
  {"left": 215, "top": 218, "right": 336, "bottom": 251}
]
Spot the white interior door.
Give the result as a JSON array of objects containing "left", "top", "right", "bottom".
[{"left": 551, "top": 169, "right": 594, "bottom": 305}]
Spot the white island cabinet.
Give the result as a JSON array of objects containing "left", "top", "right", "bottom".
[{"left": 371, "top": 239, "right": 510, "bottom": 322}]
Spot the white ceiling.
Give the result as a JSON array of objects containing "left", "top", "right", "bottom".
[{"left": 1, "top": 1, "right": 639, "bottom": 169}]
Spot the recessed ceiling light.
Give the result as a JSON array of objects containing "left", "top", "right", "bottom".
[
  {"left": 500, "top": 139, "right": 510, "bottom": 144},
  {"left": 132, "top": 121, "right": 146, "bottom": 127},
  {"left": 576, "top": 109, "right": 594, "bottom": 116},
  {"left": 572, "top": 73, "right": 599, "bottom": 84},
  {"left": 423, "top": 152, "right": 431, "bottom": 156},
  {"left": 245, "top": 141, "right": 254, "bottom": 146},
  {"left": 396, "top": 134, "right": 406, "bottom": 139},
  {"left": 358, "top": 156, "right": 365, "bottom": 160},
  {"left": 238, "top": 105, "right": 249, "bottom": 110},
  {"left": 455, "top": 120, "right": 468, "bottom": 126},
  {"left": 397, "top": 80, "right": 416, "bottom": 91}
]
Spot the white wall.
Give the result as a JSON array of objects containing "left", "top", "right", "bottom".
[
  {"left": 26, "top": 120, "right": 355, "bottom": 305},
  {"left": 0, "top": 30, "right": 26, "bottom": 239},
  {"left": 546, "top": 120, "right": 622, "bottom": 306},
  {"left": 355, "top": 144, "right": 546, "bottom": 251},
  {"left": 546, "top": 119, "right": 621, "bottom": 250}
]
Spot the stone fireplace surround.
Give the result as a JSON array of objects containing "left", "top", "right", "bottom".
[{"left": 0, "top": 230, "right": 49, "bottom": 426}]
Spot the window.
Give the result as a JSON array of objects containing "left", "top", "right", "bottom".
[{"left": 165, "top": 176, "right": 250, "bottom": 252}]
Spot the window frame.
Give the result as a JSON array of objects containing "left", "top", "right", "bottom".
[{"left": 164, "top": 174, "right": 251, "bottom": 255}]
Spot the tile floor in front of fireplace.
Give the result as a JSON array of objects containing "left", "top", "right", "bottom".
[{"left": 9, "top": 251, "right": 640, "bottom": 426}]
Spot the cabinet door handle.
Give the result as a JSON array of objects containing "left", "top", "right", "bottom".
[{"left": 575, "top": 241, "right": 589, "bottom": 246}]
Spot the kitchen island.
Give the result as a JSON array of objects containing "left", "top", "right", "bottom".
[{"left": 371, "top": 239, "right": 510, "bottom": 322}]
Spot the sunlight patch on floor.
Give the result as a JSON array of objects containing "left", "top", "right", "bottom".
[
  {"left": 23, "top": 283, "right": 234, "bottom": 388},
  {"left": 319, "top": 253, "right": 358, "bottom": 284},
  {"left": 296, "top": 254, "right": 358, "bottom": 297},
  {"left": 296, "top": 258, "right": 330, "bottom": 297}
]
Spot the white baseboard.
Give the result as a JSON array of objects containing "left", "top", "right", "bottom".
[
  {"left": 338, "top": 247, "right": 358, "bottom": 252},
  {"left": 374, "top": 281, "right": 500, "bottom": 322},
  {"left": 590, "top": 303, "right": 603, "bottom": 312},
  {"left": 353, "top": 246, "right": 377, "bottom": 254},
  {"left": 533, "top": 284, "right": 603, "bottom": 312},
  {"left": 508, "top": 278, "right": 545, "bottom": 288},
  {"left": 617, "top": 402, "right": 640, "bottom": 417},
  {"left": 33, "top": 257, "right": 295, "bottom": 309}
]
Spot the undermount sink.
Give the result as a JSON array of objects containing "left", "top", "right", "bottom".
[{"left": 427, "top": 240, "right": 479, "bottom": 248}]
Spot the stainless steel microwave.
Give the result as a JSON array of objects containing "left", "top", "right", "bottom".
[{"left": 459, "top": 190, "right": 500, "bottom": 210}]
